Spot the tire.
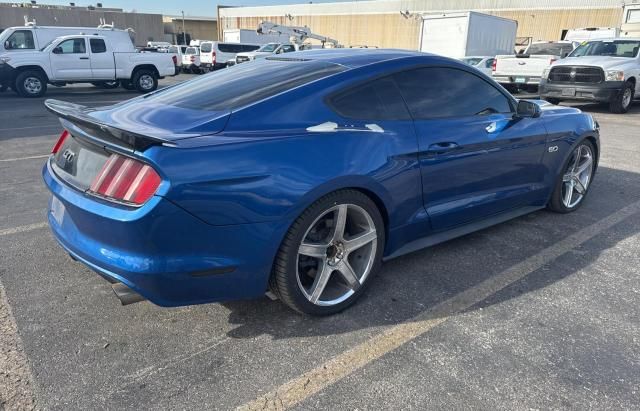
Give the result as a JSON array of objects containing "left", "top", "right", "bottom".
[
  {"left": 132, "top": 69, "right": 158, "bottom": 93},
  {"left": 92, "top": 81, "right": 120, "bottom": 89},
  {"left": 121, "top": 80, "right": 136, "bottom": 90},
  {"left": 548, "top": 140, "right": 597, "bottom": 213},
  {"left": 270, "top": 190, "right": 385, "bottom": 315},
  {"left": 609, "top": 81, "right": 634, "bottom": 114},
  {"left": 15, "top": 70, "right": 47, "bottom": 98}
]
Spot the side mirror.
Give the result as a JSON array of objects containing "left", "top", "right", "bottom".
[
  {"left": 52, "top": 46, "right": 63, "bottom": 54},
  {"left": 516, "top": 100, "right": 541, "bottom": 118},
  {"left": 3, "top": 40, "right": 10, "bottom": 49}
]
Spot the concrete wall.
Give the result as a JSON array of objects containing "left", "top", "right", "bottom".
[
  {"left": 0, "top": 5, "right": 164, "bottom": 46},
  {"left": 218, "top": 0, "right": 623, "bottom": 49}
]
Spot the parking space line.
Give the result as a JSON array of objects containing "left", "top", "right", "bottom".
[
  {"left": 0, "top": 154, "right": 49, "bottom": 162},
  {"left": 237, "top": 199, "right": 640, "bottom": 411},
  {"left": 0, "top": 281, "right": 37, "bottom": 409},
  {"left": 0, "top": 222, "right": 48, "bottom": 237}
]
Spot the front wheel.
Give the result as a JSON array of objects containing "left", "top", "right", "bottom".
[
  {"left": 15, "top": 70, "right": 47, "bottom": 98},
  {"left": 132, "top": 70, "right": 158, "bottom": 93},
  {"left": 548, "top": 140, "right": 596, "bottom": 213},
  {"left": 609, "top": 81, "right": 634, "bottom": 113},
  {"left": 270, "top": 190, "right": 385, "bottom": 315}
]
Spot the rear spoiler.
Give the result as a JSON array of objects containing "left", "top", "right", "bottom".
[{"left": 44, "top": 99, "right": 176, "bottom": 151}]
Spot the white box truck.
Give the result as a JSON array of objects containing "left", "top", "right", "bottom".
[
  {"left": 419, "top": 12, "right": 517, "bottom": 59},
  {"left": 223, "top": 29, "right": 289, "bottom": 45}
]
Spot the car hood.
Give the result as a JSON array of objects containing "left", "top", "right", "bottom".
[
  {"left": 554, "top": 56, "right": 638, "bottom": 70},
  {"left": 45, "top": 98, "right": 231, "bottom": 143}
]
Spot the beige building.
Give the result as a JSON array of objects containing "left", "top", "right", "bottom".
[
  {"left": 163, "top": 15, "right": 218, "bottom": 44},
  {"left": 217, "top": 0, "right": 625, "bottom": 49}
]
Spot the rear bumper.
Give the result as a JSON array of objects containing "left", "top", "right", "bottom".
[
  {"left": 539, "top": 80, "right": 623, "bottom": 102},
  {"left": 43, "top": 159, "right": 282, "bottom": 307},
  {"left": 493, "top": 75, "right": 541, "bottom": 86}
]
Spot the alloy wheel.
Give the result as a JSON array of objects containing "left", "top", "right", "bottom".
[
  {"left": 562, "top": 144, "right": 594, "bottom": 208},
  {"left": 24, "top": 77, "right": 42, "bottom": 95},
  {"left": 139, "top": 74, "right": 154, "bottom": 90},
  {"left": 296, "top": 204, "right": 377, "bottom": 306},
  {"left": 622, "top": 88, "right": 633, "bottom": 109}
]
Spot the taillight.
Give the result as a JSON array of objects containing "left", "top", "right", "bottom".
[
  {"left": 212, "top": 51, "right": 216, "bottom": 64},
  {"left": 550, "top": 58, "right": 556, "bottom": 65},
  {"left": 172, "top": 55, "right": 177, "bottom": 65},
  {"left": 89, "top": 153, "right": 161, "bottom": 205},
  {"left": 491, "top": 59, "right": 497, "bottom": 72},
  {"left": 52, "top": 130, "right": 70, "bottom": 154}
]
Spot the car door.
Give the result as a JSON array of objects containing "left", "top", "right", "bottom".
[
  {"left": 50, "top": 37, "right": 91, "bottom": 80},
  {"left": 393, "top": 66, "right": 548, "bottom": 231},
  {"left": 89, "top": 38, "right": 114, "bottom": 79}
]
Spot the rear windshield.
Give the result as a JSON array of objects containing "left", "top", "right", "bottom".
[
  {"left": 143, "top": 59, "right": 345, "bottom": 111},
  {"left": 186, "top": 47, "right": 198, "bottom": 55},
  {"left": 200, "top": 42, "right": 212, "bottom": 52},
  {"left": 569, "top": 40, "right": 640, "bottom": 58},
  {"left": 526, "top": 43, "right": 573, "bottom": 56}
]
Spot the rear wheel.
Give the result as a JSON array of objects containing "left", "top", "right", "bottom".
[
  {"left": 609, "top": 81, "right": 634, "bottom": 113},
  {"left": 270, "top": 190, "right": 385, "bottom": 315},
  {"left": 548, "top": 140, "right": 596, "bottom": 213},
  {"left": 132, "top": 69, "right": 157, "bottom": 93},
  {"left": 15, "top": 70, "right": 47, "bottom": 98}
]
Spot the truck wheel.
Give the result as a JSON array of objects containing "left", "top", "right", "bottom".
[
  {"left": 133, "top": 70, "right": 157, "bottom": 93},
  {"left": 15, "top": 70, "right": 47, "bottom": 98},
  {"left": 609, "top": 81, "right": 634, "bottom": 114}
]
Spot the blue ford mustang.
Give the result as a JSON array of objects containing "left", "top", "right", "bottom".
[{"left": 43, "top": 49, "right": 599, "bottom": 315}]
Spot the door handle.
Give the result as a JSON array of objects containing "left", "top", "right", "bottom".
[
  {"left": 426, "top": 142, "right": 460, "bottom": 155},
  {"left": 79, "top": 57, "right": 89, "bottom": 60}
]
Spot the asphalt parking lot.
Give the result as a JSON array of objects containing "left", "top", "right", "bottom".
[{"left": 1, "top": 74, "right": 639, "bottom": 410}]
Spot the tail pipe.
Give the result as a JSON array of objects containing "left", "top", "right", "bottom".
[{"left": 112, "top": 282, "right": 146, "bottom": 305}]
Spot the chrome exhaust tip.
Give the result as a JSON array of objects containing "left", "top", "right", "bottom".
[{"left": 111, "top": 282, "right": 146, "bottom": 305}]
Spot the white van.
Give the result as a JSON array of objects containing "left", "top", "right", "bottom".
[
  {"left": 199, "top": 41, "right": 261, "bottom": 70},
  {"left": 0, "top": 25, "right": 135, "bottom": 53},
  {"left": 565, "top": 27, "right": 620, "bottom": 43},
  {"left": 182, "top": 46, "right": 202, "bottom": 73}
]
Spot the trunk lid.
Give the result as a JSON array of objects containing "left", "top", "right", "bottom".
[{"left": 495, "top": 55, "right": 556, "bottom": 76}]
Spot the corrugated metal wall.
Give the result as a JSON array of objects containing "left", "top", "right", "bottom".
[{"left": 218, "top": 0, "right": 623, "bottom": 49}]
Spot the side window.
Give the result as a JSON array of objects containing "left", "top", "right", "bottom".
[
  {"left": 281, "top": 45, "right": 295, "bottom": 53},
  {"left": 90, "top": 38, "right": 106, "bottom": 54},
  {"left": 393, "top": 67, "right": 512, "bottom": 119},
  {"left": 56, "top": 38, "right": 87, "bottom": 54},
  {"left": 328, "top": 76, "right": 411, "bottom": 121},
  {"left": 243, "top": 44, "right": 260, "bottom": 52},
  {"left": 5, "top": 30, "right": 35, "bottom": 50},
  {"left": 485, "top": 58, "right": 495, "bottom": 69}
]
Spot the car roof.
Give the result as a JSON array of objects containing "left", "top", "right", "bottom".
[{"left": 290, "top": 48, "right": 428, "bottom": 69}]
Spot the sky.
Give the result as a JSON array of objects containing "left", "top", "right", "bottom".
[{"left": 41, "top": 0, "right": 350, "bottom": 17}]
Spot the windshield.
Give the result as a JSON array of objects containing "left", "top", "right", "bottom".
[
  {"left": 569, "top": 40, "right": 640, "bottom": 58},
  {"left": 143, "top": 59, "right": 344, "bottom": 111},
  {"left": 200, "top": 42, "right": 212, "bottom": 52},
  {"left": 186, "top": 47, "right": 198, "bottom": 55},
  {"left": 526, "top": 43, "right": 573, "bottom": 56},
  {"left": 257, "top": 43, "right": 278, "bottom": 52},
  {"left": 461, "top": 58, "right": 483, "bottom": 66}
]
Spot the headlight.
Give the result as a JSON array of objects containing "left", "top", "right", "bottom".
[
  {"left": 605, "top": 70, "right": 624, "bottom": 81},
  {"left": 542, "top": 68, "right": 550, "bottom": 79}
]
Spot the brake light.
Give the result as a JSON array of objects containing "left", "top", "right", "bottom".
[
  {"left": 491, "top": 59, "right": 497, "bottom": 72},
  {"left": 212, "top": 51, "right": 216, "bottom": 64},
  {"left": 172, "top": 55, "right": 177, "bottom": 65},
  {"left": 52, "top": 130, "right": 70, "bottom": 154},
  {"left": 89, "top": 153, "right": 161, "bottom": 205}
]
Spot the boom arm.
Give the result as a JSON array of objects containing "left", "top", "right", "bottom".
[{"left": 256, "top": 21, "right": 340, "bottom": 48}]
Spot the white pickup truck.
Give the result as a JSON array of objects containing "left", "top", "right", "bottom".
[
  {"left": 235, "top": 43, "right": 299, "bottom": 64},
  {"left": 0, "top": 34, "right": 178, "bottom": 97},
  {"left": 539, "top": 38, "right": 640, "bottom": 113},
  {"left": 492, "top": 41, "right": 575, "bottom": 92}
]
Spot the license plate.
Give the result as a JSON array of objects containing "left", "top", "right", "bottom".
[
  {"left": 51, "top": 196, "right": 66, "bottom": 226},
  {"left": 515, "top": 77, "right": 526, "bottom": 84},
  {"left": 562, "top": 88, "right": 576, "bottom": 96}
]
